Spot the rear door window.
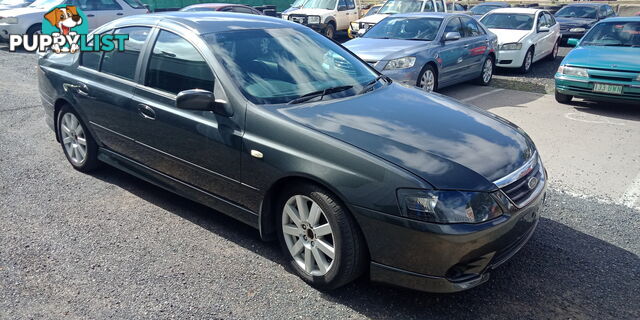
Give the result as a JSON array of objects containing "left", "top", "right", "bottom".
[
  {"left": 145, "top": 30, "right": 215, "bottom": 95},
  {"left": 100, "top": 27, "right": 150, "bottom": 80},
  {"left": 461, "top": 16, "right": 483, "bottom": 37}
]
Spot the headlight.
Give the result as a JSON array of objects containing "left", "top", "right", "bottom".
[
  {"left": 500, "top": 42, "right": 522, "bottom": 51},
  {"left": 307, "top": 15, "right": 321, "bottom": 24},
  {"left": 558, "top": 65, "right": 588, "bottom": 77},
  {"left": 350, "top": 21, "right": 359, "bottom": 31},
  {"left": 1, "top": 17, "right": 18, "bottom": 24},
  {"left": 397, "top": 189, "right": 504, "bottom": 224},
  {"left": 384, "top": 56, "right": 416, "bottom": 70},
  {"left": 569, "top": 27, "right": 586, "bottom": 33},
  {"left": 282, "top": 14, "right": 289, "bottom": 20}
]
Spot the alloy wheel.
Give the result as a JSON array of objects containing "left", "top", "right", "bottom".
[
  {"left": 524, "top": 51, "right": 532, "bottom": 72},
  {"left": 482, "top": 58, "right": 493, "bottom": 83},
  {"left": 420, "top": 70, "right": 435, "bottom": 92},
  {"left": 552, "top": 42, "right": 558, "bottom": 58},
  {"left": 60, "top": 113, "right": 88, "bottom": 165},
  {"left": 282, "top": 195, "right": 335, "bottom": 276}
]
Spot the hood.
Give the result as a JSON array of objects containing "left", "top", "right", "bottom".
[
  {"left": 555, "top": 17, "right": 596, "bottom": 27},
  {"left": 344, "top": 38, "right": 432, "bottom": 62},
  {"left": 0, "top": 6, "right": 46, "bottom": 16},
  {"left": 487, "top": 28, "right": 531, "bottom": 44},
  {"left": 563, "top": 46, "right": 640, "bottom": 72},
  {"left": 355, "top": 13, "right": 390, "bottom": 24},
  {"left": 287, "top": 8, "right": 334, "bottom": 17},
  {"left": 271, "top": 84, "right": 535, "bottom": 191}
]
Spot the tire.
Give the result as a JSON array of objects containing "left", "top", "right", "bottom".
[
  {"left": 57, "top": 105, "right": 100, "bottom": 172},
  {"left": 519, "top": 47, "right": 534, "bottom": 74},
  {"left": 546, "top": 40, "right": 559, "bottom": 61},
  {"left": 417, "top": 64, "right": 438, "bottom": 92},
  {"left": 475, "top": 55, "right": 494, "bottom": 86},
  {"left": 555, "top": 90, "right": 573, "bottom": 104},
  {"left": 277, "top": 183, "right": 366, "bottom": 290},
  {"left": 26, "top": 24, "right": 42, "bottom": 37},
  {"left": 323, "top": 23, "right": 335, "bottom": 39}
]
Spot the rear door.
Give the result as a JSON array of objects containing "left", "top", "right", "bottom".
[
  {"left": 459, "top": 16, "right": 489, "bottom": 78},
  {"left": 128, "top": 29, "right": 245, "bottom": 204}
]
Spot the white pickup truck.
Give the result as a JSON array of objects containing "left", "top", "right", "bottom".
[
  {"left": 281, "top": 0, "right": 360, "bottom": 39},
  {"left": 349, "top": 0, "right": 448, "bottom": 37}
]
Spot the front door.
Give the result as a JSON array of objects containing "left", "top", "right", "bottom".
[
  {"left": 438, "top": 17, "right": 466, "bottom": 85},
  {"left": 533, "top": 12, "right": 553, "bottom": 60},
  {"left": 128, "top": 30, "right": 245, "bottom": 205},
  {"left": 459, "top": 16, "right": 490, "bottom": 78}
]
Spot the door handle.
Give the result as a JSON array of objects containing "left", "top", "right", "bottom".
[
  {"left": 463, "top": 44, "right": 470, "bottom": 48},
  {"left": 116, "top": 13, "right": 123, "bottom": 16},
  {"left": 87, "top": 14, "right": 95, "bottom": 17},
  {"left": 64, "top": 82, "right": 89, "bottom": 96},
  {"left": 137, "top": 104, "right": 156, "bottom": 120}
]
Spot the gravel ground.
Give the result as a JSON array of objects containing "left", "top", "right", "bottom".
[{"left": 0, "top": 45, "right": 639, "bottom": 319}]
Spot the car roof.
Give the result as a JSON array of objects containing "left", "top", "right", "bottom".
[
  {"left": 109, "top": 12, "right": 301, "bottom": 35},
  {"left": 487, "top": 8, "right": 542, "bottom": 14}
]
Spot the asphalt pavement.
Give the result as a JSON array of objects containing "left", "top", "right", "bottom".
[{"left": 0, "top": 45, "right": 639, "bottom": 319}]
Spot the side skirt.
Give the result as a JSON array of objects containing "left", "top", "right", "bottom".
[{"left": 97, "top": 148, "right": 260, "bottom": 230}]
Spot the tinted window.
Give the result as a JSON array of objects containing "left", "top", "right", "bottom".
[
  {"left": 101, "top": 27, "right": 150, "bottom": 80},
  {"left": 121, "top": 0, "right": 145, "bottom": 9},
  {"left": 580, "top": 21, "right": 640, "bottom": 47},
  {"left": 146, "top": 31, "right": 214, "bottom": 95},
  {"left": 80, "top": 38, "right": 102, "bottom": 70},
  {"left": 77, "top": 0, "right": 122, "bottom": 11},
  {"left": 461, "top": 17, "right": 483, "bottom": 37},
  {"left": 345, "top": 0, "right": 355, "bottom": 10},
  {"left": 444, "top": 17, "right": 463, "bottom": 35},
  {"left": 230, "top": 6, "right": 256, "bottom": 14},
  {"left": 555, "top": 6, "right": 597, "bottom": 19}
]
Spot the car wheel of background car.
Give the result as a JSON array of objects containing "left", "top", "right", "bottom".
[
  {"left": 555, "top": 90, "right": 573, "bottom": 104},
  {"left": 57, "top": 105, "right": 100, "bottom": 172},
  {"left": 475, "top": 56, "right": 494, "bottom": 86},
  {"left": 519, "top": 47, "right": 534, "bottom": 74},
  {"left": 418, "top": 65, "right": 437, "bottom": 93},
  {"left": 323, "top": 23, "right": 335, "bottom": 39},
  {"left": 277, "top": 183, "right": 366, "bottom": 290},
  {"left": 26, "top": 24, "right": 42, "bottom": 37},
  {"left": 547, "top": 41, "right": 559, "bottom": 61}
]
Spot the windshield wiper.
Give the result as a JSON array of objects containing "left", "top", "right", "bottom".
[
  {"left": 407, "top": 38, "right": 430, "bottom": 41},
  {"left": 359, "top": 75, "right": 387, "bottom": 95},
  {"left": 287, "top": 85, "right": 354, "bottom": 104}
]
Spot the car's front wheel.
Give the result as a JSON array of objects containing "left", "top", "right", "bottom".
[
  {"left": 475, "top": 55, "right": 494, "bottom": 86},
  {"left": 323, "top": 23, "right": 335, "bottom": 39},
  {"left": 519, "top": 47, "right": 534, "bottom": 74},
  {"left": 57, "top": 105, "right": 100, "bottom": 172},
  {"left": 418, "top": 64, "right": 437, "bottom": 92},
  {"left": 277, "top": 183, "right": 366, "bottom": 290},
  {"left": 555, "top": 90, "right": 573, "bottom": 104}
]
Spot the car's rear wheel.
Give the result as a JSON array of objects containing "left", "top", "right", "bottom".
[
  {"left": 547, "top": 40, "right": 559, "bottom": 61},
  {"left": 555, "top": 90, "right": 573, "bottom": 104},
  {"left": 475, "top": 56, "right": 494, "bottom": 86},
  {"left": 57, "top": 105, "right": 100, "bottom": 172},
  {"left": 323, "top": 23, "right": 335, "bottom": 39},
  {"left": 418, "top": 64, "right": 437, "bottom": 92},
  {"left": 277, "top": 183, "right": 366, "bottom": 290},
  {"left": 519, "top": 47, "right": 534, "bottom": 74}
]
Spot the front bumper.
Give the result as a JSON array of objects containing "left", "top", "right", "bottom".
[
  {"left": 495, "top": 49, "right": 526, "bottom": 68},
  {"left": 555, "top": 75, "right": 640, "bottom": 103},
  {"left": 560, "top": 31, "right": 586, "bottom": 40},
  {"left": 352, "top": 186, "right": 545, "bottom": 293},
  {"left": 375, "top": 62, "right": 422, "bottom": 87}
]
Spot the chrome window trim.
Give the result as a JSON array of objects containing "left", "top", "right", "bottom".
[{"left": 493, "top": 151, "right": 538, "bottom": 188}]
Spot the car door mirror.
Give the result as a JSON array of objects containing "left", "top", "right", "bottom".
[
  {"left": 538, "top": 26, "right": 550, "bottom": 33},
  {"left": 443, "top": 32, "right": 461, "bottom": 42},
  {"left": 176, "top": 89, "right": 233, "bottom": 117},
  {"left": 337, "top": 5, "right": 347, "bottom": 11},
  {"left": 567, "top": 38, "right": 579, "bottom": 47}
]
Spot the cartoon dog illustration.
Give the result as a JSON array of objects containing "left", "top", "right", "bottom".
[{"left": 43, "top": 6, "right": 83, "bottom": 53}]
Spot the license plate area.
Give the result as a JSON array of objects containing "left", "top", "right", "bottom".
[{"left": 593, "top": 83, "right": 623, "bottom": 95}]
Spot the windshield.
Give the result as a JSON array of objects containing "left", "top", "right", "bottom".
[
  {"left": 364, "top": 17, "right": 443, "bottom": 41},
  {"left": 364, "top": 5, "right": 381, "bottom": 17},
  {"left": 580, "top": 21, "right": 640, "bottom": 47},
  {"left": 28, "top": 0, "right": 63, "bottom": 8},
  {"left": 481, "top": 13, "right": 534, "bottom": 30},
  {"left": 204, "top": 28, "right": 380, "bottom": 104},
  {"left": 291, "top": 0, "right": 306, "bottom": 7},
  {"left": 555, "top": 6, "right": 597, "bottom": 19},
  {"left": 379, "top": 0, "right": 431, "bottom": 15},
  {"left": 302, "top": 0, "right": 335, "bottom": 10},
  {"left": 470, "top": 5, "right": 502, "bottom": 15},
  {"left": 182, "top": 6, "right": 217, "bottom": 12}
]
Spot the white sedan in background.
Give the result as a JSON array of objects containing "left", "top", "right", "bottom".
[
  {"left": 0, "top": 0, "right": 148, "bottom": 39},
  {"left": 480, "top": 8, "right": 560, "bottom": 73}
]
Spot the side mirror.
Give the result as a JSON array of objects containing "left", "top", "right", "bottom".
[
  {"left": 337, "top": 5, "right": 347, "bottom": 11},
  {"left": 538, "top": 26, "right": 550, "bottom": 33},
  {"left": 567, "top": 38, "right": 579, "bottom": 47},
  {"left": 443, "top": 31, "right": 461, "bottom": 42},
  {"left": 176, "top": 89, "right": 233, "bottom": 117}
]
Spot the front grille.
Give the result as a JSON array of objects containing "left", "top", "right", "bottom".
[
  {"left": 499, "top": 60, "right": 512, "bottom": 64},
  {"left": 288, "top": 15, "right": 307, "bottom": 24},
  {"left": 501, "top": 160, "right": 543, "bottom": 207},
  {"left": 590, "top": 75, "right": 633, "bottom": 82}
]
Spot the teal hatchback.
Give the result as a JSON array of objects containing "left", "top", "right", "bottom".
[{"left": 554, "top": 17, "right": 640, "bottom": 104}]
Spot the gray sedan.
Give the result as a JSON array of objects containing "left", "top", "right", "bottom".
[{"left": 344, "top": 12, "right": 498, "bottom": 92}]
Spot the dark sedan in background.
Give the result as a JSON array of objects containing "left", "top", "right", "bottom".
[
  {"left": 38, "top": 12, "right": 545, "bottom": 293},
  {"left": 345, "top": 13, "right": 498, "bottom": 92},
  {"left": 554, "top": 3, "right": 616, "bottom": 43},
  {"left": 468, "top": 1, "right": 510, "bottom": 19}
]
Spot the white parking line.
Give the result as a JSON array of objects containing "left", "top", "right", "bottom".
[
  {"left": 461, "top": 88, "right": 505, "bottom": 102},
  {"left": 619, "top": 171, "right": 640, "bottom": 209}
]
